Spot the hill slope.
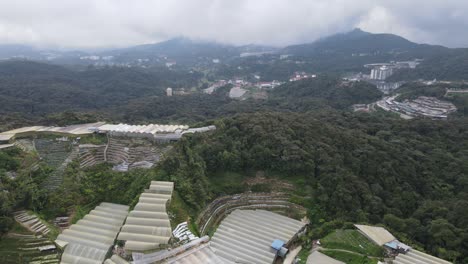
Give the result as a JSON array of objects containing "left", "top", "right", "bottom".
[
  {"left": 283, "top": 28, "right": 447, "bottom": 57},
  {"left": 0, "top": 61, "right": 199, "bottom": 115},
  {"left": 166, "top": 111, "right": 468, "bottom": 263}
]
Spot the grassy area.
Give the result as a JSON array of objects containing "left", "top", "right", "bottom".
[
  {"left": 167, "top": 191, "right": 193, "bottom": 229},
  {"left": 208, "top": 171, "right": 247, "bottom": 195},
  {"left": 71, "top": 204, "right": 94, "bottom": 224},
  {"left": 0, "top": 235, "right": 59, "bottom": 264},
  {"left": 320, "top": 249, "right": 378, "bottom": 264},
  {"left": 296, "top": 247, "right": 311, "bottom": 264},
  {"left": 10, "top": 222, "right": 31, "bottom": 234},
  {"left": 321, "top": 229, "right": 384, "bottom": 257},
  {"left": 78, "top": 134, "right": 108, "bottom": 145},
  {"left": 0, "top": 236, "right": 30, "bottom": 264},
  {"left": 30, "top": 210, "right": 61, "bottom": 240}
]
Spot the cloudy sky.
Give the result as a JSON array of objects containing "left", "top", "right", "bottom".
[{"left": 0, "top": 0, "right": 467, "bottom": 49}]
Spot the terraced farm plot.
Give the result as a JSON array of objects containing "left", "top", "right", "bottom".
[
  {"left": 0, "top": 234, "right": 59, "bottom": 264},
  {"left": 321, "top": 229, "right": 384, "bottom": 257},
  {"left": 320, "top": 249, "right": 378, "bottom": 264},
  {"left": 34, "top": 138, "right": 75, "bottom": 190}
]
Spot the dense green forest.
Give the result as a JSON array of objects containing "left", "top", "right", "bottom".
[
  {"left": 1, "top": 57, "right": 468, "bottom": 263},
  {"left": 104, "top": 77, "right": 383, "bottom": 123},
  {"left": 0, "top": 63, "right": 385, "bottom": 126},
  {"left": 389, "top": 49, "right": 468, "bottom": 81},
  {"left": 5, "top": 109, "right": 466, "bottom": 260},
  {"left": 164, "top": 111, "right": 468, "bottom": 262},
  {"left": 0, "top": 61, "right": 201, "bottom": 115}
]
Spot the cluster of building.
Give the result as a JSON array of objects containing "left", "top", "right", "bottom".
[
  {"left": 369, "top": 65, "right": 394, "bottom": 80},
  {"left": 203, "top": 78, "right": 283, "bottom": 95},
  {"left": 166, "top": 87, "right": 192, "bottom": 96},
  {"left": 79, "top": 55, "right": 114, "bottom": 61},
  {"left": 344, "top": 59, "right": 422, "bottom": 94},
  {"left": 204, "top": 72, "right": 319, "bottom": 99},
  {"left": 376, "top": 95, "right": 457, "bottom": 119},
  {"left": 343, "top": 73, "right": 403, "bottom": 94},
  {"left": 289, "top": 71, "right": 316, "bottom": 82},
  {"left": 255, "top": 80, "right": 283, "bottom": 89},
  {"left": 365, "top": 59, "right": 421, "bottom": 81},
  {"left": 202, "top": 78, "right": 282, "bottom": 100}
]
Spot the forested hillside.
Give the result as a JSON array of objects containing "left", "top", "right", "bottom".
[
  {"left": 165, "top": 111, "right": 468, "bottom": 262},
  {"left": 390, "top": 49, "right": 468, "bottom": 81},
  {"left": 101, "top": 77, "right": 383, "bottom": 123},
  {"left": 270, "top": 77, "right": 382, "bottom": 109},
  {"left": 0, "top": 61, "right": 201, "bottom": 115},
  {"left": 1, "top": 50, "right": 468, "bottom": 263}
]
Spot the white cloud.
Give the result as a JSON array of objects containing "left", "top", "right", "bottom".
[{"left": 0, "top": 0, "right": 467, "bottom": 48}]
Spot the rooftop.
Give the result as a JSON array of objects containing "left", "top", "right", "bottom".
[
  {"left": 210, "top": 209, "right": 306, "bottom": 264},
  {"left": 117, "top": 181, "right": 174, "bottom": 252},
  {"left": 354, "top": 224, "right": 395, "bottom": 246},
  {"left": 306, "top": 251, "right": 345, "bottom": 264},
  {"left": 56, "top": 202, "right": 129, "bottom": 264},
  {"left": 394, "top": 249, "right": 452, "bottom": 264}
]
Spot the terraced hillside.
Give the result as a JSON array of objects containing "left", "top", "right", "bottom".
[
  {"left": 79, "top": 136, "right": 172, "bottom": 171},
  {"left": 0, "top": 234, "right": 59, "bottom": 264},
  {"left": 14, "top": 211, "right": 50, "bottom": 235},
  {"left": 34, "top": 138, "right": 75, "bottom": 190},
  {"left": 197, "top": 192, "right": 306, "bottom": 235}
]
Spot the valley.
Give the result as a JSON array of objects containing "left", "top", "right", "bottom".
[{"left": 1, "top": 28, "right": 468, "bottom": 264}]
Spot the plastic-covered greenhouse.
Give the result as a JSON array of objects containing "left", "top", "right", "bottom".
[
  {"left": 55, "top": 202, "right": 129, "bottom": 264},
  {"left": 117, "top": 181, "right": 174, "bottom": 252},
  {"left": 210, "top": 209, "right": 306, "bottom": 264}
]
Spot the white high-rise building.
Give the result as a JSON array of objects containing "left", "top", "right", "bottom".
[
  {"left": 166, "top": 87, "right": 173, "bottom": 96},
  {"left": 370, "top": 66, "right": 393, "bottom": 80}
]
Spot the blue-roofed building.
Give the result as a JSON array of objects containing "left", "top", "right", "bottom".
[
  {"left": 385, "top": 240, "right": 411, "bottom": 253},
  {"left": 271, "top": 239, "right": 285, "bottom": 251}
]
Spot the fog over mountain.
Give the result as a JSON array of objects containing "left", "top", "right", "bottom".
[{"left": 0, "top": 0, "right": 468, "bottom": 49}]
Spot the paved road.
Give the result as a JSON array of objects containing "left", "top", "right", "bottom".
[{"left": 283, "top": 246, "right": 302, "bottom": 264}]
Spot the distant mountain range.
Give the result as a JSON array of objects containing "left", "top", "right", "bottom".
[
  {"left": 0, "top": 29, "right": 446, "bottom": 60},
  {"left": 0, "top": 38, "right": 277, "bottom": 65},
  {"left": 283, "top": 28, "right": 448, "bottom": 57},
  {"left": 0, "top": 29, "right": 466, "bottom": 79}
]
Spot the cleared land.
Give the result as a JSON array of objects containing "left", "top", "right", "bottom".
[{"left": 321, "top": 229, "right": 384, "bottom": 257}]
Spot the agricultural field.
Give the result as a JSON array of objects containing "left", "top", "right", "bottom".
[
  {"left": 0, "top": 224, "right": 59, "bottom": 264},
  {"left": 318, "top": 229, "right": 384, "bottom": 264},
  {"left": 321, "top": 229, "right": 384, "bottom": 257},
  {"left": 320, "top": 249, "right": 379, "bottom": 264}
]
